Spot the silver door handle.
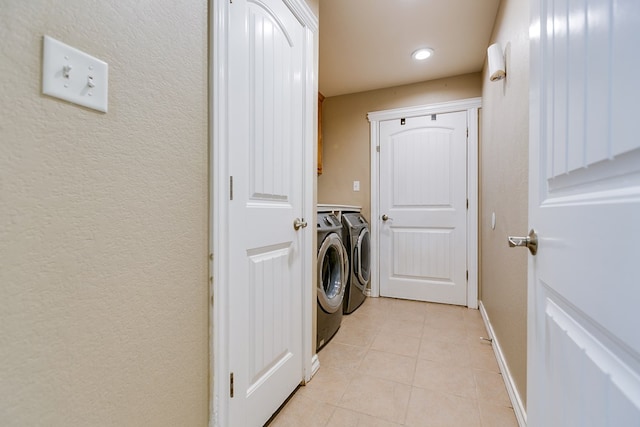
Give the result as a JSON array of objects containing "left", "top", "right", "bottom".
[
  {"left": 507, "top": 229, "right": 538, "bottom": 255},
  {"left": 381, "top": 214, "right": 393, "bottom": 222},
  {"left": 293, "top": 218, "right": 308, "bottom": 230}
]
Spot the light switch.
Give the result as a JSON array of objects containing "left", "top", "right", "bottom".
[
  {"left": 42, "top": 36, "right": 108, "bottom": 112},
  {"left": 353, "top": 180, "right": 360, "bottom": 191}
]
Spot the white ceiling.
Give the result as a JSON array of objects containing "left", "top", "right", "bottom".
[{"left": 319, "top": 0, "right": 501, "bottom": 97}]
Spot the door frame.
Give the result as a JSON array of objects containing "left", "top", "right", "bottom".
[
  {"left": 209, "top": 0, "right": 318, "bottom": 425},
  {"left": 367, "top": 98, "right": 481, "bottom": 309}
]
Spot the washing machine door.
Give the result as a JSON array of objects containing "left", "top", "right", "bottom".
[
  {"left": 355, "top": 227, "right": 371, "bottom": 286},
  {"left": 317, "top": 232, "right": 347, "bottom": 313}
]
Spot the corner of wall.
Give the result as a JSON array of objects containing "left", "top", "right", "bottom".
[{"left": 479, "top": 0, "right": 530, "bottom": 411}]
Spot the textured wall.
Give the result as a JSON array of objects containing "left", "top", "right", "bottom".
[
  {"left": 479, "top": 0, "right": 529, "bottom": 407},
  {"left": 0, "top": 1, "right": 209, "bottom": 425},
  {"left": 318, "top": 73, "right": 482, "bottom": 222}
]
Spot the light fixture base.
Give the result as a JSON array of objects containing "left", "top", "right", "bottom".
[{"left": 411, "top": 48, "right": 434, "bottom": 61}]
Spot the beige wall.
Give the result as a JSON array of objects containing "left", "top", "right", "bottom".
[
  {"left": 0, "top": 1, "right": 209, "bottom": 425},
  {"left": 318, "top": 73, "right": 482, "bottom": 222},
  {"left": 480, "top": 0, "right": 529, "bottom": 406}
]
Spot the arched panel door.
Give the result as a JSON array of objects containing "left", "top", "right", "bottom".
[{"left": 226, "top": 0, "right": 308, "bottom": 425}]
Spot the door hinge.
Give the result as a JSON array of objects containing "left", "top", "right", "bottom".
[
  {"left": 466, "top": 270, "right": 469, "bottom": 281},
  {"left": 466, "top": 128, "right": 469, "bottom": 138},
  {"left": 229, "top": 176, "right": 233, "bottom": 200},
  {"left": 466, "top": 198, "right": 469, "bottom": 209},
  {"left": 376, "top": 146, "right": 380, "bottom": 153},
  {"left": 230, "top": 372, "right": 234, "bottom": 398}
]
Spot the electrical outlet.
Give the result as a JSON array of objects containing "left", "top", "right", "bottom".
[
  {"left": 353, "top": 180, "right": 360, "bottom": 191},
  {"left": 42, "top": 36, "right": 108, "bottom": 112}
]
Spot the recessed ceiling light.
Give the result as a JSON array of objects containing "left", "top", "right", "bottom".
[{"left": 412, "top": 48, "right": 434, "bottom": 61}]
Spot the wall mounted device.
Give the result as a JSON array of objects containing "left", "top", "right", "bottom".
[{"left": 487, "top": 42, "right": 506, "bottom": 82}]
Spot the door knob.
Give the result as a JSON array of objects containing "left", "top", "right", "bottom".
[
  {"left": 381, "top": 214, "right": 393, "bottom": 222},
  {"left": 507, "top": 229, "right": 538, "bottom": 255},
  {"left": 293, "top": 218, "right": 308, "bottom": 230}
]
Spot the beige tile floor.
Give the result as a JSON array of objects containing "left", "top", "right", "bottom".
[{"left": 268, "top": 297, "right": 518, "bottom": 427}]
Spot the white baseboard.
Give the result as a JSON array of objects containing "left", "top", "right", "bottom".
[
  {"left": 310, "top": 354, "right": 320, "bottom": 379},
  {"left": 302, "top": 354, "right": 320, "bottom": 385},
  {"left": 479, "top": 301, "right": 527, "bottom": 427}
]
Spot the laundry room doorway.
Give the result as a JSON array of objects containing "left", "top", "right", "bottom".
[
  {"left": 209, "top": 0, "right": 318, "bottom": 426},
  {"left": 368, "top": 99, "right": 480, "bottom": 308}
]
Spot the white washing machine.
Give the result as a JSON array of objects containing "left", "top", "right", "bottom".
[
  {"left": 341, "top": 212, "right": 371, "bottom": 314},
  {"left": 316, "top": 212, "right": 348, "bottom": 350}
]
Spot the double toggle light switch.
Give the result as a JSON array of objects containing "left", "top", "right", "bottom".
[{"left": 42, "top": 35, "right": 108, "bottom": 112}]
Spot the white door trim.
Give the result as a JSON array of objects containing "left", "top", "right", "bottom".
[
  {"left": 298, "top": 0, "right": 319, "bottom": 387},
  {"left": 209, "top": 1, "right": 317, "bottom": 426},
  {"left": 368, "top": 97, "right": 481, "bottom": 309}
]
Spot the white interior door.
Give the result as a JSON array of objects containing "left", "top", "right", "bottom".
[
  {"left": 379, "top": 112, "right": 467, "bottom": 305},
  {"left": 227, "top": 0, "right": 306, "bottom": 425},
  {"left": 528, "top": 0, "right": 640, "bottom": 424}
]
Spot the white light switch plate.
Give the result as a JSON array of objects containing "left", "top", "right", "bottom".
[
  {"left": 42, "top": 36, "right": 108, "bottom": 112},
  {"left": 353, "top": 180, "right": 360, "bottom": 191}
]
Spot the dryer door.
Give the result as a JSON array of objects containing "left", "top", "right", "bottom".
[
  {"left": 317, "top": 233, "right": 347, "bottom": 313},
  {"left": 355, "top": 227, "right": 371, "bottom": 286}
]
